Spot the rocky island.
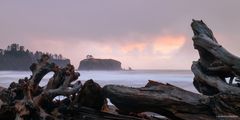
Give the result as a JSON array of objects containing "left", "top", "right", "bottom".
[
  {"left": 78, "top": 55, "right": 122, "bottom": 70},
  {"left": 0, "top": 43, "right": 70, "bottom": 70}
]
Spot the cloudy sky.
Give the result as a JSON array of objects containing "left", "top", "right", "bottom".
[{"left": 0, "top": 0, "right": 240, "bottom": 69}]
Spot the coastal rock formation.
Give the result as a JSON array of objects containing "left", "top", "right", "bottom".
[
  {"left": 0, "top": 44, "right": 70, "bottom": 70},
  {"left": 103, "top": 20, "right": 240, "bottom": 120},
  {"left": 78, "top": 57, "right": 122, "bottom": 70}
]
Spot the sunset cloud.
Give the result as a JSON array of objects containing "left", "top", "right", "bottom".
[
  {"left": 153, "top": 35, "right": 186, "bottom": 54},
  {"left": 24, "top": 34, "right": 187, "bottom": 69},
  {"left": 120, "top": 42, "right": 146, "bottom": 53},
  {"left": 118, "top": 34, "right": 186, "bottom": 56}
]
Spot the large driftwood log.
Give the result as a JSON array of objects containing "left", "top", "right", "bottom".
[
  {"left": 103, "top": 20, "right": 240, "bottom": 120},
  {"left": 104, "top": 80, "right": 240, "bottom": 120},
  {"left": 104, "top": 81, "right": 214, "bottom": 120},
  {"left": 191, "top": 20, "right": 240, "bottom": 95}
]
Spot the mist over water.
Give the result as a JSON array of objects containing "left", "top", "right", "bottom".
[{"left": 0, "top": 70, "right": 197, "bottom": 93}]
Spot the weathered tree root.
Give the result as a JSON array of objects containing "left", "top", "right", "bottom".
[{"left": 0, "top": 55, "right": 83, "bottom": 120}]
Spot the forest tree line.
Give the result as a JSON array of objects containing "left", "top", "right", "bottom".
[
  {"left": 0, "top": 43, "right": 65, "bottom": 60},
  {"left": 0, "top": 43, "right": 69, "bottom": 70}
]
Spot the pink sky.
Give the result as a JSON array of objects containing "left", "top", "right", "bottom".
[
  {"left": 25, "top": 34, "right": 187, "bottom": 69},
  {"left": 1, "top": 1, "right": 240, "bottom": 69}
]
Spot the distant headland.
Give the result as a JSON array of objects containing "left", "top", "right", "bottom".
[
  {"left": 78, "top": 55, "right": 122, "bottom": 70},
  {"left": 0, "top": 43, "right": 70, "bottom": 70}
]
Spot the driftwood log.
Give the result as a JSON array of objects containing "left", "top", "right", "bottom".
[
  {"left": 0, "top": 54, "right": 83, "bottom": 119},
  {"left": 103, "top": 20, "right": 240, "bottom": 120},
  {"left": 104, "top": 81, "right": 214, "bottom": 120}
]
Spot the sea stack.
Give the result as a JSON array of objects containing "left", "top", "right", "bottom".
[{"left": 78, "top": 55, "right": 122, "bottom": 70}]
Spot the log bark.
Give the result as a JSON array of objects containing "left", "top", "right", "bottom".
[
  {"left": 75, "top": 79, "right": 107, "bottom": 111},
  {"left": 103, "top": 81, "right": 216, "bottom": 120},
  {"left": 191, "top": 20, "right": 240, "bottom": 95}
]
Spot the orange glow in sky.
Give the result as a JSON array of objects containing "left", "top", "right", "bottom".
[
  {"left": 24, "top": 34, "right": 188, "bottom": 69},
  {"left": 153, "top": 35, "right": 186, "bottom": 54},
  {"left": 120, "top": 42, "right": 146, "bottom": 53}
]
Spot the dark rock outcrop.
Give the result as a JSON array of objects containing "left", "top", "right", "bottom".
[{"left": 78, "top": 58, "right": 122, "bottom": 70}]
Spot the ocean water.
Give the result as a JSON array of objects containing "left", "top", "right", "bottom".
[{"left": 0, "top": 70, "right": 197, "bottom": 93}]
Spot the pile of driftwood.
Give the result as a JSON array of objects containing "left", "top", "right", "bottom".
[
  {"left": 1, "top": 20, "right": 240, "bottom": 120},
  {"left": 0, "top": 54, "right": 145, "bottom": 120}
]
